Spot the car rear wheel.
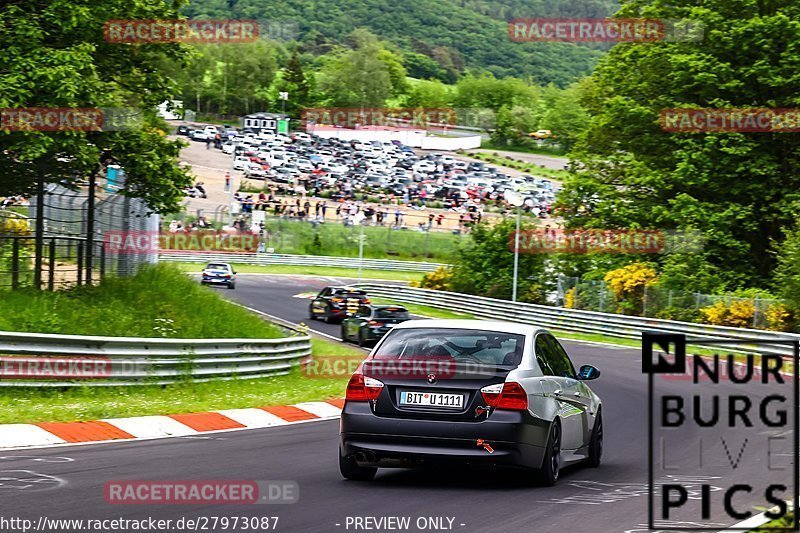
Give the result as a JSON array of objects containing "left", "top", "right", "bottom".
[
  {"left": 357, "top": 331, "right": 368, "bottom": 347},
  {"left": 537, "top": 420, "right": 561, "bottom": 486},
  {"left": 227, "top": 283, "right": 235, "bottom": 290},
  {"left": 340, "top": 325, "right": 349, "bottom": 342},
  {"left": 339, "top": 449, "right": 377, "bottom": 481},
  {"left": 586, "top": 411, "right": 603, "bottom": 468}
]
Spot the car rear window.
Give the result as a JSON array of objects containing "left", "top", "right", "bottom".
[
  {"left": 206, "top": 264, "right": 229, "bottom": 271},
  {"left": 334, "top": 289, "right": 366, "bottom": 298},
  {"left": 373, "top": 328, "right": 524, "bottom": 367},
  {"left": 374, "top": 307, "right": 409, "bottom": 319}
]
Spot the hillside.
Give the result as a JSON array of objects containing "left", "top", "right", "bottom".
[{"left": 183, "top": 0, "right": 619, "bottom": 86}]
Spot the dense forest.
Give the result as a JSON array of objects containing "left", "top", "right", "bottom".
[{"left": 182, "top": 0, "right": 619, "bottom": 85}]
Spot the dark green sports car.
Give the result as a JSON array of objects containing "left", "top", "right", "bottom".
[{"left": 340, "top": 305, "right": 411, "bottom": 347}]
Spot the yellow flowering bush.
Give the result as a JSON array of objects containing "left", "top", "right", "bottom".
[{"left": 603, "top": 262, "right": 658, "bottom": 314}]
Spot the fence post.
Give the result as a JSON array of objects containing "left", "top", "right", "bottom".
[
  {"left": 753, "top": 296, "right": 759, "bottom": 329},
  {"left": 100, "top": 242, "right": 106, "bottom": 278},
  {"left": 598, "top": 284, "right": 605, "bottom": 313},
  {"left": 85, "top": 171, "right": 96, "bottom": 283},
  {"left": 11, "top": 238, "right": 19, "bottom": 289},
  {"left": 48, "top": 238, "right": 56, "bottom": 291},
  {"left": 643, "top": 284, "right": 648, "bottom": 317},
  {"left": 33, "top": 169, "right": 45, "bottom": 289},
  {"left": 77, "top": 242, "right": 84, "bottom": 286}
]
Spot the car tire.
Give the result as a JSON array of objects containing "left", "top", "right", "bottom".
[
  {"left": 341, "top": 325, "right": 349, "bottom": 342},
  {"left": 357, "top": 331, "right": 368, "bottom": 348},
  {"left": 227, "top": 283, "right": 235, "bottom": 290},
  {"left": 339, "top": 449, "right": 377, "bottom": 481},
  {"left": 586, "top": 411, "right": 603, "bottom": 468},
  {"left": 308, "top": 307, "right": 316, "bottom": 321},
  {"left": 537, "top": 420, "right": 561, "bottom": 486}
]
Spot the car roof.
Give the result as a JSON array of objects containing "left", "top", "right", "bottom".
[
  {"left": 371, "top": 304, "right": 408, "bottom": 310},
  {"left": 392, "top": 319, "right": 543, "bottom": 336}
]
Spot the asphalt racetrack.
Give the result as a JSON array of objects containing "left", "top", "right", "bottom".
[{"left": 2, "top": 274, "right": 793, "bottom": 533}]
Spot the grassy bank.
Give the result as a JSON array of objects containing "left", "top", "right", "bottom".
[
  {"left": 172, "top": 262, "right": 425, "bottom": 282},
  {"left": 0, "top": 265, "right": 283, "bottom": 338},
  {"left": 0, "top": 336, "right": 359, "bottom": 424},
  {"left": 465, "top": 150, "right": 570, "bottom": 181},
  {"left": 479, "top": 142, "right": 567, "bottom": 157},
  {"left": 257, "top": 217, "right": 464, "bottom": 262}
]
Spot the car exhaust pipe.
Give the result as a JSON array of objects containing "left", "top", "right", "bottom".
[{"left": 355, "top": 451, "right": 376, "bottom": 463}]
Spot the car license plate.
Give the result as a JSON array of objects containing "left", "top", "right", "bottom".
[{"left": 400, "top": 391, "right": 463, "bottom": 409}]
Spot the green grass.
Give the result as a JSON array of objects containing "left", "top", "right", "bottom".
[
  {"left": 478, "top": 142, "right": 568, "bottom": 157},
  {"left": 258, "top": 217, "right": 464, "bottom": 262},
  {"left": 0, "top": 336, "right": 361, "bottom": 424},
  {"left": 751, "top": 514, "right": 794, "bottom": 531},
  {"left": 0, "top": 265, "right": 283, "bottom": 338},
  {"left": 171, "top": 262, "right": 426, "bottom": 282},
  {"left": 465, "top": 150, "right": 571, "bottom": 181}
]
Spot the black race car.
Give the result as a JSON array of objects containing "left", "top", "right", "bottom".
[
  {"left": 308, "top": 287, "right": 370, "bottom": 323},
  {"left": 340, "top": 305, "right": 410, "bottom": 347}
]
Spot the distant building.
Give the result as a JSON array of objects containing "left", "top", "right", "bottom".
[
  {"left": 242, "top": 112, "right": 289, "bottom": 132},
  {"left": 158, "top": 100, "right": 183, "bottom": 120}
]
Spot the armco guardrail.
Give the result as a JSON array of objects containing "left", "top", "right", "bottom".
[
  {"left": 159, "top": 252, "right": 445, "bottom": 272},
  {"left": 0, "top": 330, "right": 311, "bottom": 387},
  {"left": 355, "top": 284, "right": 800, "bottom": 357}
]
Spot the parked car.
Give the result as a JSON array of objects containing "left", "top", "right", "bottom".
[{"left": 232, "top": 156, "right": 250, "bottom": 171}]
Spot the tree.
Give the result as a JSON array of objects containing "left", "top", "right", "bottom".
[
  {"left": 449, "top": 220, "right": 546, "bottom": 300},
  {"left": 279, "top": 48, "right": 311, "bottom": 117},
  {"left": 0, "top": 0, "right": 193, "bottom": 213},
  {"left": 557, "top": 0, "right": 800, "bottom": 288},
  {"left": 402, "top": 80, "right": 453, "bottom": 108},
  {"left": 316, "top": 30, "right": 394, "bottom": 107},
  {"left": 539, "top": 83, "right": 590, "bottom": 151}
]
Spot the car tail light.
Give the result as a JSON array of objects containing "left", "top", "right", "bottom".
[
  {"left": 331, "top": 297, "right": 344, "bottom": 303},
  {"left": 480, "top": 382, "right": 528, "bottom": 411},
  {"left": 362, "top": 298, "right": 371, "bottom": 304},
  {"left": 368, "top": 320, "right": 383, "bottom": 327},
  {"left": 345, "top": 372, "right": 384, "bottom": 402}
]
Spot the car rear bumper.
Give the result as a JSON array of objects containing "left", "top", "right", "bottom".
[{"left": 340, "top": 401, "right": 549, "bottom": 470}]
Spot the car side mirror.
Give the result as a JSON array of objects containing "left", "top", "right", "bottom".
[{"left": 578, "top": 365, "right": 600, "bottom": 380}]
